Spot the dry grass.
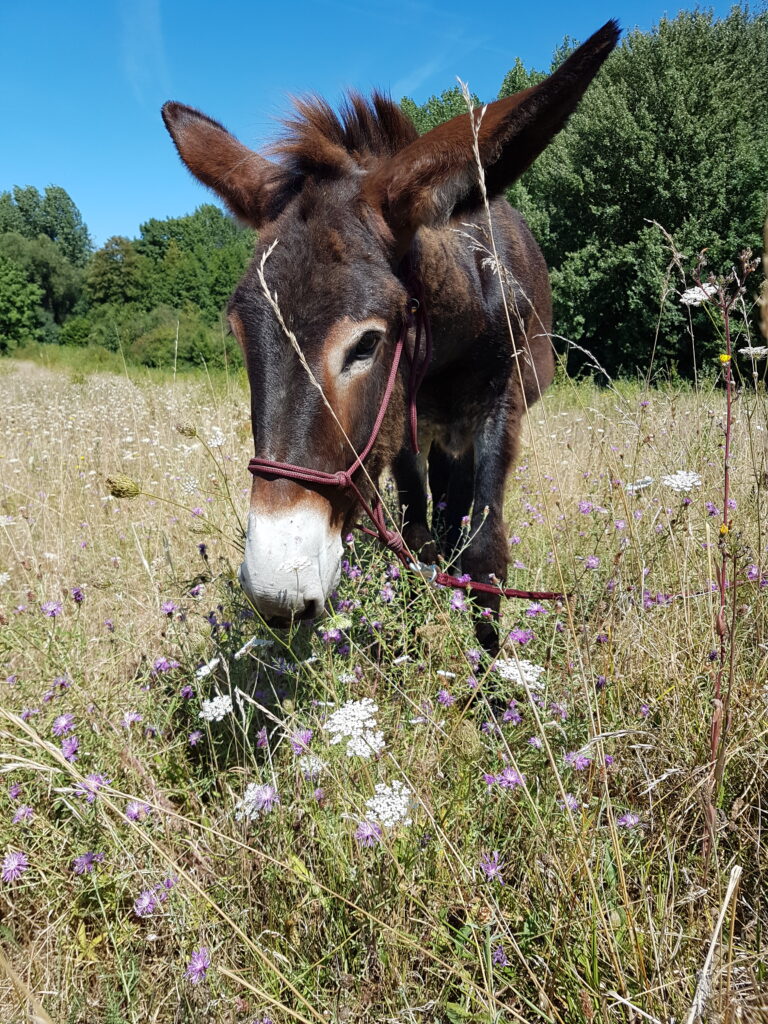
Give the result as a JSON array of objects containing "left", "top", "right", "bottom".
[{"left": 0, "top": 354, "right": 766, "bottom": 1024}]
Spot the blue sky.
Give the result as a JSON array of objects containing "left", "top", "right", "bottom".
[{"left": 1, "top": 0, "right": 738, "bottom": 247}]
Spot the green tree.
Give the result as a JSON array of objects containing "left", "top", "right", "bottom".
[
  {"left": 0, "top": 232, "right": 83, "bottom": 324},
  {"left": 0, "top": 255, "right": 43, "bottom": 351},
  {"left": 0, "top": 186, "right": 91, "bottom": 266},
  {"left": 401, "top": 86, "right": 481, "bottom": 136},
  {"left": 85, "top": 236, "right": 148, "bottom": 307}
]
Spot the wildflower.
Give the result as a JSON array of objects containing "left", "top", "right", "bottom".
[
  {"left": 437, "top": 688, "right": 455, "bottom": 707},
  {"left": 746, "top": 565, "right": 760, "bottom": 582},
  {"left": 289, "top": 729, "right": 313, "bottom": 754},
  {"left": 185, "top": 946, "right": 211, "bottom": 985},
  {"left": 528, "top": 736, "right": 543, "bottom": 749},
  {"left": 617, "top": 812, "right": 640, "bottom": 828},
  {"left": 379, "top": 583, "right": 395, "bottom": 603},
  {"left": 52, "top": 713, "right": 75, "bottom": 737},
  {"left": 71, "top": 586, "right": 85, "bottom": 604},
  {"left": 680, "top": 283, "right": 716, "bottom": 306},
  {"left": 41, "top": 601, "right": 63, "bottom": 618},
  {"left": 493, "top": 658, "right": 545, "bottom": 688},
  {"left": 12, "top": 805, "right": 33, "bottom": 824},
  {"left": 2, "top": 850, "right": 29, "bottom": 883},
  {"left": 661, "top": 470, "right": 702, "bottom": 493},
  {"left": 121, "top": 711, "right": 143, "bottom": 728},
  {"left": 61, "top": 735, "right": 79, "bottom": 761},
  {"left": 450, "top": 589, "right": 468, "bottom": 612},
  {"left": 188, "top": 730, "right": 203, "bottom": 746},
  {"left": 507, "top": 627, "right": 533, "bottom": 644},
  {"left": 298, "top": 754, "right": 326, "bottom": 780},
  {"left": 719, "top": 523, "right": 729, "bottom": 536},
  {"left": 549, "top": 702, "right": 568, "bottom": 721},
  {"left": 72, "top": 851, "right": 104, "bottom": 875},
  {"left": 8, "top": 783, "right": 21, "bottom": 800},
  {"left": 198, "top": 695, "right": 233, "bottom": 722},
  {"left": 323, "top": 698, "right": 385, "bottom": 759},
  {"left": 207, "top": 427, "right": 226, "bottom": 448},
  {"left": 195, "top": 656, "right": 221, "bottom": 679},
  {"left": 126, "top": 801, "right": 151, "bottom": 822},
  {"left": 134, "top": 890, "right": 159, "bottom": 917},
  {"left": 578, "top": 500, "right": 593, "bottom": 514},
  {"left": 364, "top": 780, "right": 413, "bottom": 829},
  {"left": 75, "top": 773, "right": 109, "bottom": 803},
  {"left": 478, "top": 850, "right": 505, "bottom": 884},
  {"left": 255, "top": 727, "right": 268, "bottom": 748},
  {"left": 640, "top": 704, "right": 650, "bottom": 718},
  {"left": 564, "top": 751, "right": 591, "bottom": 771},
  {"left": 738, "top": 345, "right": 768, "bottom": 359},
  {"left": 20, "top": 708, "right": 39, "bottom": 721},
  {"left": 584, "top": 555, "right": 600, "bottom": 569},
  {"left": 235, "top": 783, "right": 280, "bottom": 821},
  {"left": 153, "top": 656, "right": 180, "bottom": 673},
  {"left": 719, "top": 353, "right": 731, "bottom": 364},
  {"left": 502, "top": 701, "right": 522, "bottom": 725},
  {"left": 559, "top": 793, "right": 580, "bottom": 812},
  {"left": 625, "top": 476, "right": 653, "bottom": 494},
  {"left": 496, "top": 766, "right": 525, "bottom": 789},
  {"left": 161, "top": 600, "right": 177, "bottom": 616},
  {"left": 492, "top": 946, "right": 510, "bottom": 967},
  {"left": 355, "top": 819, "right": 383, "bottom": 847},
  {"left": 465, "top": 648, "right": 482, "bottom": 670}
]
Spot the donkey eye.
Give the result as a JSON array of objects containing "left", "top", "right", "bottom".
[{"left": 352, "top": 330, "right": 382, "bottom": 361}]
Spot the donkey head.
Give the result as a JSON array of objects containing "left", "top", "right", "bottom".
[{"left": 162, "top": 20, "right": 618, "bottom": 624}]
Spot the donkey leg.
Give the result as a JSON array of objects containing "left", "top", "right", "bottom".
[
  {"left": 460, "top": 407, "right": 521, "bottom": 656},
  {"left": 428, "top": 446, "right": 475, "bottom": 566},
  {"left": 391, "top": 448, "right": 438, "bottom": 563}
]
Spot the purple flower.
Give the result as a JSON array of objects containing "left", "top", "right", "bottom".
[
  {"left": 492, "top": 946, "right": 509, "bottom": 967},
  {"left": 559, "top": 793, "right": 580, "bottom": 812},
  {"left": 12, "top": 805, "right": 34, "bottom": 824},
  {"left": 578, "top": 500, "right": 593, "bottom": 514},
  {"left": 256, "top": 727, "right": 268, "bottom": 748},
  {"left": 179, "top": 684, "right": 194, "bottom": 699},
  {"left": 61, "top": 735, "right": 79, "bottom": 761},
  {"left": 188, "top": 730, "right": 203, "bottom": 746},
  {"left": 20, "top": 708, "right": 39, "bottom": 721},
  {"left": 617, "top": 812, "right": 640, "bottom": 828},
  {"left": 185, "top": 947, "right": 211, "bottom": 985},
  {"left": 355, "top": 820, "right": 383, "bottom": 847},
  {"left": 72, "top": 851, "right": 104, "bottom": 875},
  {"left": 75, "top": 773, "right": 109, "bottom": 803},
  {"left": 497, "top": 766, "right": 525, "bottom": 789},
  {"left": 437, "top": 688, "right": 455, "bottom": 707},
  {"left": 478, "top": 850, "right": 505, "bottom": 884},
  {"left": 564, "top": 751, "right": 591, "bottom": 771},
  {"left": 549, "top": 702, "right": 568, "bottom": 721},
  {"left": 134, "top": 890, "right": 159, "bottom": 917},
  {"left": 126, "top": 801, "right": 151, "bottom": 822},
  {"left": 507, "top": 627, "right": 534, "bottom": 644},
  {"left": 52, "top": 713, "right": 75, "bottom": 737},
  {"left": 640, "top": 703, "right": 650, "bottom": 719},
  {"left": 2, "top": 850, "right": 29, "bottom": 882},
  {"left": 584, "top": 555, "right": 600, "bottom": 569},
  {"left": 41, "top": 600, "right": 63, "bottom": 618},
  {"left": 379, "top": 583, "right": 395, "bottom": 603},
  {"left": 502, "top": 701, "right": 522, "bottom": 725},
  {"left": 465, "top": 648, "right": 482, "bottom": 670},
  {"left": 161, "top": 600, "right": 177, "bottom": 616},
  {"left": 528, "top": 736, "right": 543, "bottom": 749},
  {"left": 104, "top": 619, "right": 114, "bottom": 633},
  {"left": 153, "top": 656, "right": 180, "bottom": 673},
  {"left": 289, "top": 729, "right": 313, "bottom": 754},
  {"left": 450, "top": 590, "right": 468, "bottom": 613},
  {"left": 71, "top": 586, "right": 85, "bottom": 604},
  {"left": 8, "top": 782, "right": 21, "bottom": 800},
  {"left": 121, "top": 711, "right": 143, "bottom": 728},
  {"left": 746, "top": 564, "right": 759, "bottom": 582},
  {"left": 525, "top": 603, "right": 547, "bottom": 617}
]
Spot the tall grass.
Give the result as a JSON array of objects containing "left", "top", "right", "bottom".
[{"left": 0, "top": 327, "right": 766, "bottom": 1022}]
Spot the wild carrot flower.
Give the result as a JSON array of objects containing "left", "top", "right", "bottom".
[
  {"left": 680, "top": 283, "right": 716, "bottom": 305},
  {"left": 185, "top": 947, "right": 211, "bottom": 984},
  {"left": 298, "top": 755, "right": 326, "bottom": 780},
  {"left": 661, "top": 470, "right": 701, "bottom": 493},
  {"left": 198, "top": 695, "right": 233, "bottom": 722},
  {"left": 493, "top": 658, "right": 545, "bottom": 688},
  {"left": 323, "top": 698, "right": 385, "bottom": 758},
  {"left": 364, "top": 780, "right": 413, "bottom": 829},
  {"left": 2, "top": 851, "right": 28, "bottom": 882}
]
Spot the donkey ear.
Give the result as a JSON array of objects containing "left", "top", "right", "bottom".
[
  {"left": 366, "top": 20, "right": 619, "bottom": 243},
  {"left": 161, "top": 102, "right": 293, "bottom": 229}
]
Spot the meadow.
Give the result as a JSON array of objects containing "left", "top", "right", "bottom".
[{"left": 0, "top": 345, "right": 766, "bottom": 1023}]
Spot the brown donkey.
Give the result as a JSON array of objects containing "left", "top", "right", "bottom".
[{"left": 162, "top": 21, "right": 618, "bottom": 653}]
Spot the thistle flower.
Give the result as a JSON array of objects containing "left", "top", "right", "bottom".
[
  {"left": 478, "top": 850, "right": 505, "bottom": 884},
  {"left": 2, "top": 850, "right": 29, "bottom": 883},
  {"left": 185, "top": 947, "right": 211, "bottom": 984},
  {"left": 12, "top": 805, "right": 33, "bottom": 824},
  {"left": 354, "top": 819, "right": 383, "bottom": 847},
  {"left": 72, "top": 851, "right": 104, "bottom": 875},
  {"left": 52, "top": 713, "right": 75, "bottom": 737},
  {"left": 235, "top": 783, "right": 280, "bottom": 821},
  {"left": 75, "top": 773, "right": 109, "bottom": 803},
  {"left": 61, "top": 735, "right": 79, "bottom": 761},
  {"left": 41, "top": 601, "right": 63, "bottom": 618},
  {"left": 289, "top": 728, "right": 313, "bottom": 754},
  {"left": 617, "top": 812, "right": 640, "bottom": 828},
  {"left": 564, "top": 751, "right": 591, "bottom": 771}
]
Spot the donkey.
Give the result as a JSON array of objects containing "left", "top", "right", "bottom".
[{"left": 162, "top": 21, "right": 618, "bottom": 652}]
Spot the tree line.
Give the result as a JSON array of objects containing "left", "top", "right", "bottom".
[{"left": 1, "top": 7, "right": 765, "bottom": 376}]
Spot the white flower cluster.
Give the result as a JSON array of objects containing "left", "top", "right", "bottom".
[
  {"left": 625, "top": 476, "right": 653, "bottom": 494},
  {"left": 364, "top": 780, "right": 413, "bottom": 829},
  {"left": 207, "top": 428, "right": 226, "bottom": 448},
  {"left": 323, "top": 698, "right": 386, "bottom": 758},
  {"left": 198, "top": 694, "right": 233, "bottom": 722},
  {"left": 234, "top": 782, "right": 279, "bottom": 821},
  {"left": 680, "top": 284, "right": 717, "bottom": 306},
  {"left": 661, "top": 470, "right": 702, "bottom": 493},
  {"left": 739, "top": 346, "right": 768, "bottom": 360},
  {"left": 298, "top": 754, "right": 327, "bottom": 780},
  {"left": 493, "top": 658, "right": 546, "bottom": 689}
]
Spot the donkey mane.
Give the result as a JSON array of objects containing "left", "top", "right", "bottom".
[{"left": 269, "top": 91, "right": 419, "bottom": 178}]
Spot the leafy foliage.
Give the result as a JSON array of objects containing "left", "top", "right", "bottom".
[{"left": 0, "top": 254, "right": 43, "bottom": 351}]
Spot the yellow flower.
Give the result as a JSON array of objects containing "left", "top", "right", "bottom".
[
  {"left": 719, "top": 353, "right": 731, "bottom": 364},
  {"left": 719, "top": 523, "right": 729, "bottom": 536}
]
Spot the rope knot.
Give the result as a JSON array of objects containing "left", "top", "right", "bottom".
[
  {"left": 384, "top": 529, "right": 406, "bottom": 555},
  {"left": 333, "top": 471, "right": 352, "bottom": 488}
]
